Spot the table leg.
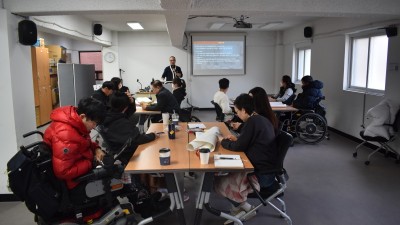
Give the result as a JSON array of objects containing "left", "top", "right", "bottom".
[{"left": 165, "top": 173, "right": 186, "bottom": 225}]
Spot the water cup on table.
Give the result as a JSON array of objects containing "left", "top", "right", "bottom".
[
  {"left": 159, "top": 148, "right": 171, "bottom": 165},
  {"left": 199, "top": 148, "right": 210, "bottom": 164},
  {"left": 172, "top": 115, "right": 179, "bottom": 125},
  {"left": 162, "top": 113, "right": 170, "bottom": 126}
]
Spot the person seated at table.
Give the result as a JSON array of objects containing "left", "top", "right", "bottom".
[
  {"left": 213, "top": 78, "right": 233, "bottom": 114},
  {"left": 293, "top": 75, "right": 324, "bottom": 110},
  {"left": 111, "top": 77, "right": 131, "bottom": 94},
  {"left": 100, "top": 92, "right": 156, "bottom": 166},
  {"left": 91, "top": 81, "right": 114, "bottom": 108},
  {"left": 269, "top": 75, "right": 297, "bottom": 104},
  {"left": 172, "top": 77, "right": 186, "bottom": 108},
  {"left": 141, "top": 80, "right": 179, "bottom": 123},
  {"left": 44, "top": 98, "right": 107, "bottom": 204},
  {"left": 110, "top": 77, "right": 138, "bottom": 125},
  {"left": 214, "top": 94, "right": 279, "bottom": 222},
  {"left": 230, "top": 87, "right": 278, "bottom": 133}
]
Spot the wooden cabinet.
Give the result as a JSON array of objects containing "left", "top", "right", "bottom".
[{"left": 31, "top": 47, "right": 52, "bottom": 126}]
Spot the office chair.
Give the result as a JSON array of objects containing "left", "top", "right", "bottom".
[
  {"left": 241, "top": 131, "right": 293, "bottom": 225},
  {"left": 211, "top": 100, "right": 225, "bottom": 122},
  {"left": 353, "top": 109, "right": 400, "bottom": 165}
]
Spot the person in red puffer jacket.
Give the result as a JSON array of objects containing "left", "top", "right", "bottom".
[{"left": 44, "top": 98, "right": 107, "bottom": 203}]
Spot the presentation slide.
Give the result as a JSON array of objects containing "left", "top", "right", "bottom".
[{"left": 192, "top": 35, "right": 245, "bottom": 75}]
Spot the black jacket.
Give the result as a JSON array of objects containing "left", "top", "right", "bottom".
[
  {"left": 162, "top": 65, "right": 182, "bottom": 81},
  {"left": 100, "top": 112, "right": 155, "bottom": 165},
  {"left": 221, "top": 115, "right": 278, "bottom": 172},
  {"left": 293, "top": 80, "right": 324, "bottom": 109},
  {"left": 173, "top": 87, "right": 186, "bottom": 107},
  {"left": 146, "top": 87, "right": 179, "bottom": 113},
  {"left": 92, "top": 89, "right": 109, "bottom": 108}
]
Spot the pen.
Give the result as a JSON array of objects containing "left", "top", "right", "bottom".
[{"left": 219, "top": 157, "right": 235, "bottom": 160}]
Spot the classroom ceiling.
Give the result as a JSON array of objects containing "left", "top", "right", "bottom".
[{"left": 4, "top": 0, "right": 400, "bottom": 46}]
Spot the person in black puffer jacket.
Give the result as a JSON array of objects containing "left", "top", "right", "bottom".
[
  {"left": 100, "top": 92, "right": 156, "bottom": 166},
  {"left": 293, "top": 75, "right": 323, "bottom": 110}
]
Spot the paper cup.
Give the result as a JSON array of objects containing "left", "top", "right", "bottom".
[
  {"left": 159, "top": 148, "right": 171, "bottom": 165},
  {"left": 162, "top": 113, "right": 170, "bottom": 125},
  {"left": 199, "top": 148, "right": 210, "bottom": 164}
]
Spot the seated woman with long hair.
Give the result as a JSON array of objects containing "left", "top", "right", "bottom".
[
  {"left": 269, "top": 75, "right": 296, "bottom": 104},
  {"left": 230, "top": 87, "right": 279, "bottom": 133},
  {"left": 215, "top": 93, "right": 279, "bottom": 222}
]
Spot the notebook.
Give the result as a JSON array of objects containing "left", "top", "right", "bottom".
[{"left": 214, "top": 154, "right": 244, "bottom": 168}]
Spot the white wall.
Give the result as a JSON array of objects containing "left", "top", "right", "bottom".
[
  {"left": 117, "top": 32, "right": 188, "bottom": 94},
  {"left": 0, "top": 9, "right": 37, "bottom": 194},
  {"left": 117, "top": 31, "right": 278, "bottom": 108},
  {"left": 282, "top": 18, "right": 400, "bottom": 138}
]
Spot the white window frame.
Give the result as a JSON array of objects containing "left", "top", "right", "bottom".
[
  {"left": 345, "top": 31, "right": 388, "bottom": 95},
  {"left": 294, "top": 46, "right": 311, "bottom": 83}
]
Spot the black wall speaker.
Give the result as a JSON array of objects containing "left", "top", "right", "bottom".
[
  {"left": 385, "top": 27, "right": 397, "bottom": 37},
  {"left": 18, "top": 20, "right": 37, "bottom": 45},
  {"left": 93, "top": 24, "right": 102, "bottom": 36},
  {"left": 304, "top": 26, "right": 313, "bottom": 38}
]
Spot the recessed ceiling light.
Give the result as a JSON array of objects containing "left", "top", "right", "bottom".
[
  {"left": 259, "top": 22, "right": 283, "bottom": 30},
  {"left": 127, "top": 22, "right": 144, "bottom": 30},
  {"left": 209, "top": 22, "right": 225, "bottom": 30}
]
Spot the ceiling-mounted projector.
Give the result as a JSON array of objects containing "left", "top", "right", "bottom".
[{"left": 233, "top": 15, "right": 252, "bottom": 28}]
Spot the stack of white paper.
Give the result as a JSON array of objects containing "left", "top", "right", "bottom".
[
  {"left": 270, "top": 102, "right": 287, "bottom": 107},
  {"left": 136, "top": 97, "right": 152, "bottom": 103},
  {"left": 214, "top": 154, "right": 244, "bottom": 168}
]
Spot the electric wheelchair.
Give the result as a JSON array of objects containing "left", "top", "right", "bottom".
[
  {"left": 280, "top": 96, "right": 329, "bottom": 144},
  {"left": 7, "top": 131, "right": 171, "bottom": 225}
]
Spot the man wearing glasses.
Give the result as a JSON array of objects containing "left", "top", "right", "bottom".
[{"left": 161, "top": 56, "right": 183, "bottom": 82}]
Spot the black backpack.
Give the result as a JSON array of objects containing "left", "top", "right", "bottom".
[{"left": 7, "top": 142, "right": 63, "bottom": 221}]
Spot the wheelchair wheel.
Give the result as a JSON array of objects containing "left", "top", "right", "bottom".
[{"left": 295, "top": 113, "right": 327, "bottom": 144}]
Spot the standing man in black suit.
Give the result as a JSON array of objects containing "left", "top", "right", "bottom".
[{"left": 161, "top": 56, "right": 183, "bottom": 82}]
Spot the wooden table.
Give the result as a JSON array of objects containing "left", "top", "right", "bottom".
[
  {"left": 125, "top": 122, "right": 255, "bottom": 225},
  {"left": 135, "top": 106, "right": 161, "bottom": 115},
  {"left": 188, "top": 122, "right": 254, "bottom": 225},
  {"left": 271, "top": 105, "right": 298, "bottom": 112},
  {"left": 125, "top": 123, "right": 188, "bottom": 225}
]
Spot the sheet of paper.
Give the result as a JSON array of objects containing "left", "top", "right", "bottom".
[
  {"left": 188, "top": 123, "right": 206, "bottom": 129},
  {"left": 136, "top": 97, "right": 152, "bottom": 103}
]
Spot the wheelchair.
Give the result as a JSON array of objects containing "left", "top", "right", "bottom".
[
  {"left": 8, "top": 131, "right": 139, "bottom": 225},
  {"left": 280, "top": 97, "right": 329, "bottom": 144}
]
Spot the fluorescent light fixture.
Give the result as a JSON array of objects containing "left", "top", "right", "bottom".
[
  {"left": 209, "top": 22, "right": 225, "bottom": 30},
  {"left": 259, "top": 22, "right": 283, "bottom": 30},
  {"left": 127, "top": 22, "right": 143, "bottom": 30}
]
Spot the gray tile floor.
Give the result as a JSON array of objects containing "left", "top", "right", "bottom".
[{"left": 2, "top": 110, "right": 400, "bottom": 225}]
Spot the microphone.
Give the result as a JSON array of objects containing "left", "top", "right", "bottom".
[{"left": 137, "top": 79, "right": 143, "bottom": 90}]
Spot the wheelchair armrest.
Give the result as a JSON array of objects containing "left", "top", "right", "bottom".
[
  {"left": 246, "top": 173, "right": 267, "bottom": 206},
  {"left": 75, "top": 164, "right": 124, "bottom": 183}
]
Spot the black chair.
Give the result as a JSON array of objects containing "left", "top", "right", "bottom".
[
  {"left": 282, "top": 94, "right": 296, "bottom": 105},
  {"left": 353, "top": 109, "right": 400, "bottom": 165},
  {"left": 241, "top": 131, "right": 293, "bottom": 225},
  {"left": 211, "top": 100, "right": 225, "bottom": 122}
]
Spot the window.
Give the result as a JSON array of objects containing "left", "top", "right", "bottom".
[
  {"left": 295, "top": 48, "right": 311, "bottom": 81},
  {"left": 348, "top": 34, "right": 388, "bottom": 92},
  {"left": 79, "top": 51, "right": 103, "bottom": 80}
]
